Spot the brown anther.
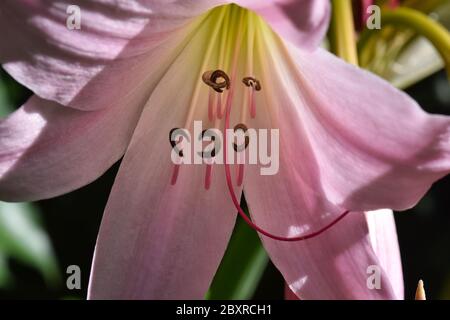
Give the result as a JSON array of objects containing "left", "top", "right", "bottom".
[
  {"left": 200, "top": 129, "right": 217, "bottom": 158},
  {"left": 202, "top": 70, "right": 231, "bottom": 93},
  {"left": 242, "top": 77, "right": 261, "bottom": 91},
  {"left": 233, "top": 123, "right": 250, "bottom": 152},
  {"left": 169, "top": 128, "right": 184, "bottom": 157}
]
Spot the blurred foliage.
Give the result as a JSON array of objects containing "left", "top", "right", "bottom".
[
  {"left": 0, "top": 202, "right": 60, "bottom": 288},
  {"left": 358, "top": 0, "right": 450, "bottom": 89},
  {"left": 0, "top": 70, "right": 60, "bottom": 294},
  {"left": 0, "top": 70, "right": 30, "bottom": 116},
  {"left": 207, "top": 198, "right": 268, "bottom": 300}
]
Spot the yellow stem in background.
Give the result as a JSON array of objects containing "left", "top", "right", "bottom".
[
  {"left": 402, "top": 0, "right": 448, "bottom": 14},
  {"left": 359, "top": 7, "right": 450, "bottom": 79},
  {"left": 330, "top": 0, "right": 359, "bottom": 65},
  {"left": 383, "top": 8, "right": 450, "bottom": 77}
]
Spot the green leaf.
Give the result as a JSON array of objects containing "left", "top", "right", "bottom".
[
  {"left": 0, "top": 68, "right": 30, "bottom": 117},
  {"left": 0, "top": 251, "right": 13, "bottom": 288},
  {"left": 0, "top": 74, "right": 11, "bottom": 117},
  {"left": 206, "top": 199, "right": 268, "bottom": 300},
  {"left": 0, "top": 202, "right": 60, "bottom": 288},
  {"left": 1, "top": 60, "right": 59, "bottom": 290}
]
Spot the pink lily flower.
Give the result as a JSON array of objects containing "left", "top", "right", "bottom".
[{"left": 1, "top": 0, "right": 450, "bottom": 300}]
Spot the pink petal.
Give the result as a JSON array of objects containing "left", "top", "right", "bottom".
[
  {"left": 0, "top": 29, "right": 182, "bottom": 201},
  {"left": 251, "top": 25, "right": 450, "bottom": 216},
  {"left": 247, "top": 206, "right": 402, "bottom": 299},
  {"left": 243, "top": 92, "right": 401, "bottom": 298},
  {"left": 285, "top": 284, "right": 300, "bottom": 300},
  {"left": 0, "top": 0, "right": 205, "bottom": 110},
  {"left": 241, "top": 28, "right": 447, "bottom": 299},
  {"left": 365, "top": 209, "right": 404, "bottom": 299},
  {"left": 1, "top": 1, "right": 328, "bottom": 109},
  {"left": 238, "top": 0, "right": 330, "bottom": 50},
  {"left": 282, "top": 210, "right": 404, "bottom": 300},
  {"left": 88, "top": 151, "right": 238, "bottom": 299},
  {"left": 88, "top": 28, "right": 242, "bottom": 298},
  {"left": 291, "top": 47, "right": 450, "bottom": 211},
  {"left": 0, "top": 94, "right": 143, "bottom": 201}
]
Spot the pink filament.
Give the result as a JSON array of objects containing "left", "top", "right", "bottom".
[
  {"left": 217, "top": 93, "right": 224, "bottom": 119},
  {"left": 249, "top": 88, "right": 256, "bottom": 118},
  {"left": 171, "top": 164, "right": 180, "bottom": 185},
  {"left": 222, "top": 85, "right": 350, "bottom": 242},
  {"left": 237, "top": 164, "right": 244, "bottom": 187},
  {"left": 205, "top": 164, "right": 213, "bottom": 190},
  {"left": 208, "top": 89, "right": 215, "bottom": 122}
]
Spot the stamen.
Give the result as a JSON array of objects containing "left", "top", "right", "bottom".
[
  {"left": 202, "top": 70, "right": 231, "bottom": 93},
  {"left": 169, "top": 128, "right": 184, "bottom": 157},
  {"left": 174, "top": 5, "right": 350, "bottom": 241},
  {"left": 170, "top": 7, "right": 227, "bottom": 188},
  {"left": 237, "top": 164, "right": 244, "bottom": 187},
  {"left": 171, "top": 164, "right": 180, "bottom": 185},
  {"left": 203, "top": 70, "right": 229, "bottom": 120},
  {"left": 200, "top": 129, "right": 216, "bottom": 190},
  {"left": 235, "top": 125, "right": 247, "bottom": 187},
  {"left": 217, "top": 92, "right": 224, "bottom": 119},
  {"left": 224, "top": 117, "right": 350, "bottom": 240},
  {"left": 243, "top": 77, "right": 260, "bottom": 118},
  {"left": 208, "top": 89, "right": 215, "bottom": 121},
  {"left": 232, "top": 123, "right": 250, "bottom": 152},
  {"left": 169, "top": 128, "right": 184, "bottom": 186},
  {"left": 205, "top": 164, "right": 213, "bottom": 190},
  {"left": 242, "top": 76, "right": 261, "bottom": 91},
  {"left": 249, "top": 87, "right": 256, "bottom": 118},
  {"left": 233, "top": 124, "right": 248, "bottom": 186},
  {"left": 200, "top": 129, "right": 217, "bottom": 158}
]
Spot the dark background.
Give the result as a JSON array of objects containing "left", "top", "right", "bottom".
[{"left": 0, "top": 66, "right": 449, "bottom": 300}]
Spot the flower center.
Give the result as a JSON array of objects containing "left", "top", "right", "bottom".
[{"left": 169, "top": 4, "right": 350, "bottom": 242}]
